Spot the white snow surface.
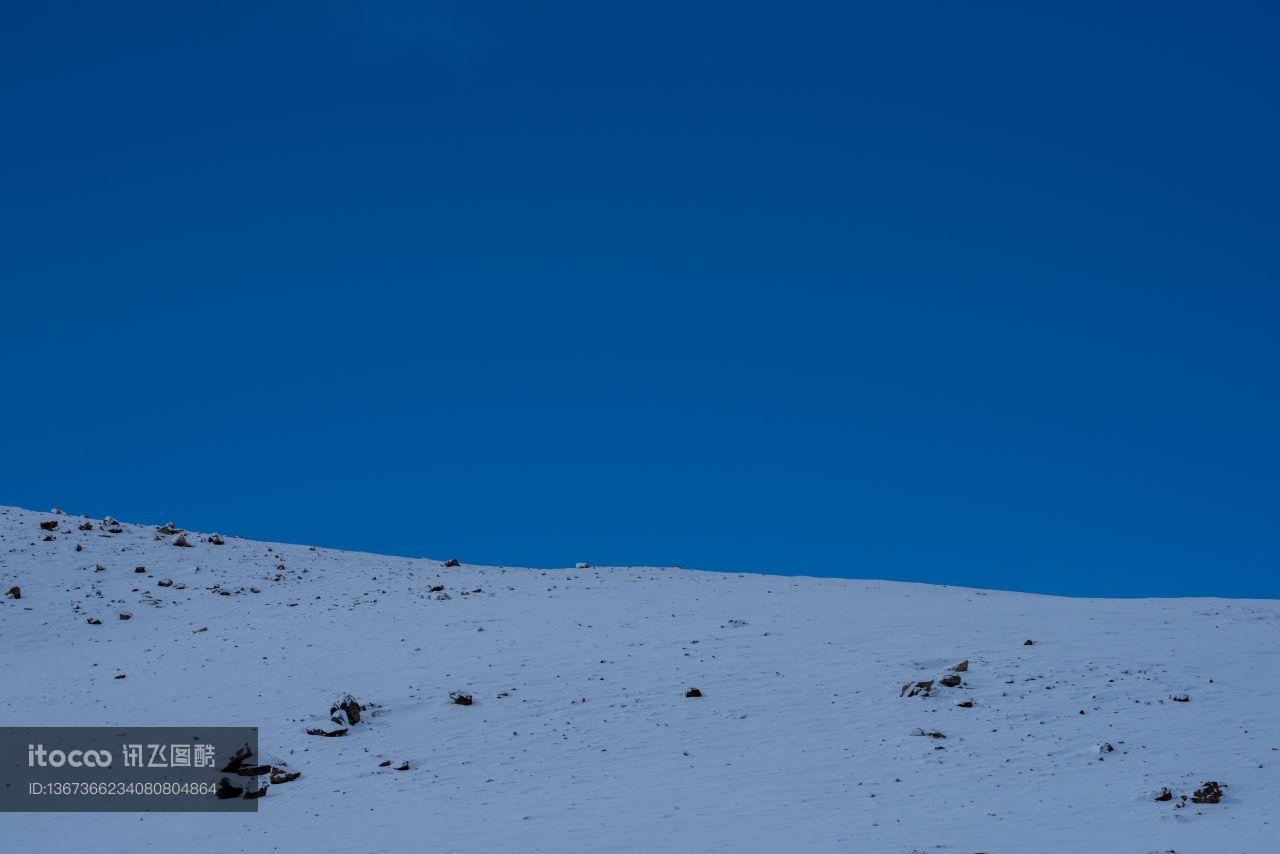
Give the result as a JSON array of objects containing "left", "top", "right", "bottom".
[{"left": 2, "top": 505, "right": 1278, "bottom": 853}]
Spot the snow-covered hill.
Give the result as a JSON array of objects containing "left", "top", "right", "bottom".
[{"left": 2, "top": 505, "right": 1277, "bottom": 852}]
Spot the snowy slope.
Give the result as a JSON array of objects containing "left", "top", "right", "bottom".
[{"left": 2, "top": 505, "right": 1277, "bottom": 853}]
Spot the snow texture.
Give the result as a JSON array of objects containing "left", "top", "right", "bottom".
[{"left": 2, "top": 505, "right": 1277, "bottom": 852}]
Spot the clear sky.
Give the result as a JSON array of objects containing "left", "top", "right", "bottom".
[{"left": 3, "top": 2, "right": 1277, "bottom": 597}]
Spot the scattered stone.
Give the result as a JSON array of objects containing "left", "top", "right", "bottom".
[
  {"left": 101, "top": 517, "right": 123, "bottom": 534},
  {"left": 394, "top": 762, "right": 410, "bottom": 771},
  {"left": 1023, "top": 639, "right": 1035, "bottom": 645},
  {"left": 428, "top": 585, "right": 444, "bottom": 593},
  {"left": 378, "top": 760, "right": 392, "bottom": 767},
  {"left": 956, "top": 700, "right": 973, "bottom": 708},
  {"left": 134, "top": 567, "right": 146, "bottom": 574},
  {"left": 75, "top": 543, "right": 83, "bottom": 552},
  {"left": 938, "top": 674, "right": 962, "bottom": 688},
  {"left": 114, "top": 674, "right": 126, "bottom": 679},
  {"left": 250, "top": 587, "right": 260, "bottom": 593},
  {"left": 950, "top": 660, "right": 969, "bottom": 672},
  {"left": 450, "top": 691, "right": 474, "bottom": 706},
  {"left": 86, "top": 618, "right": 102, "bottom": 625},
  {"left": 215, "top": 778, "right": 243, "bottom": 799},
  {"left": 576, "top": 562, "right": 591, "bottom": 569},
  {"left": 269, "top": 769, "right": 301, "bottom": 784},
  {"left": 156, "top": 522, "right": 182, "bottom": 535},
  {"left": 172, "top": 534, "right": 193, "bottom": 548},
  {"left": 221, "top": 744, "right": 253, "bottom": 773},
  {"left": 1191, "top": 781, "right": 1224, "bottom": 804},
  {"left": 4, "top": 586, "right": 20, "bottom": 600},
  {"left": 329, "top": 694, "right": 362, "bottom": 726},
  {"left": 900, "top": 680, "right": 934, "bottom": 698},
  {"left": 306, "top": 726, "right": 348, "bottom": 737},
  {"left": 685, "top": 688, "right": 703, "bottom": 698},
  {"left": 40, "top": 520, "right": 58, "bottom": 531},
  {"left": 1170, "top": 694, "right": 1190, "bottom": 702},
  {"left": 78, "top": 522, "right": 93, "bottom": 531},
  {"left": 118, "top": 613, "right": 131, "bottom": 621},
  {"left": 157, "top": 579, "right": 174, "bottom": 588},
  {"left": 1155, "top": 787, "right": 1173, "bottom": 801},
  {"left": 1099, "top": 743, "right": 1114, "bottom": 753},
  {"left": 207, "top": 533, "right": 225, "bottom": 545},
  {"left": 43, "top": 535, "right": 54, "bottom": 541},
  {"left": 233, "top": 764, "right": 272, "bottom": 777},
  {"left": 442, "top": 559, "right": 461, "bottom": 567},
  {"left": 193, "top": 627, "right": 207, "bottom": 633}
]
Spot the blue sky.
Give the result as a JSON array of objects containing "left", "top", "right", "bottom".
[{"left": 2, "top": 2, "right": 1277, "bottom": 596}]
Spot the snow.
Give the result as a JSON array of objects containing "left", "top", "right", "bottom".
[{"left": 2, "top": 504, "right": 1277, "bottom": 852}]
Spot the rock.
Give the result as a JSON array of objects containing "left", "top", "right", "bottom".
[
  {"left": 40, "top": 520, "right": 58, "bottom": 531},
  {"left": 207, "top": 533, "right": 225, "bottom": 545},
  {"left": 134, "top": 567, "right": 146, "bottom": 574},
  {"left": 157, "top": 579, "right": 174, "bottom": 587},
  {"left": 156, "top": 522, "right": 182, "bottom": 535},
  {"left": 329, "top": 694, "right": 362, "bottom": 726},
  {"left": 900, "top": 680, "right": 934, "bottom": 698},
  {"left": 1155, "top": 787, "right": 1173, "bottom": 801},
  {"left": 910, "top": 727, "right": 926, "bottom": 736},
  {"left": 442, "top": 559, "right": 461, "bottom": 567},
  {"left": 118, "top": 613, "right": 131, "bottom": 621},
  {"left": 193, "top": 627, "right": 207, "bottom": 633},
  {"left": 86, "top": 618, "right": 102, "bottom": 625},
  {"left": 1023, "top": 639, "right": 1035, "bottom": 645},
  {"left": 215, "top": 778, "right": 243, "bottom": 799},
  {"left": 269, "top": 769, "right": 301, "bottom": 784},
  {"left": 378, "top": 760, "right": 391, "bottom": 767},
  {"left": 576, "top": 562, "right": 591, "bottom": 569},
  {"left": 450, "top": 691, "right": 474, "bottom": 706},
  {"left": 78, "top": 522, "right": 93, "bottom": 531},
  {"left": 306, "top": 726, "right": 348, "bottom": 737},
  {"left": 938, "top": 675, "right": 962, "bottom": 688},
  {"left": 233, "top": 764, "right": 272, "bottom": 777},
  {"left": 43, "top": 535, "right": 54, "bottom": 541},
  {"left": 927, "top": 730, "right": 946, "bottom": 738},
  {"left": 428, "top": 585, "right": 445, "bottom": 593},
  {"left": 950, "top": 659, "right": 969, "bottom": 672},
  {"left": 114, "top": 674, "right": 126, "bottom": 679},
  {"left": 4, "top": 586, "right": 20, "bottom": 600},
  {"left": 101, "top": 517, "right": 122, "bottom": 534},
  {"left": 1191, "top": 781, "right": 1224, "bottom": 804},
  {"left": 75, "top": 543, "right": 83, "bottom": 552},
  {"left": 172, "top": 534, "right": 193, "bottom": 548},
  {"left": 1099, "top": 743, "right": 1114, "bottom": 753},
  {"left": 394, "top": 762, "right": 410, "bottom": 771},
  {"left": 956, "top": 700, "right": 973, "bottom": 708},
  {"left": 221, "top": 744, "right": 253, "bottom": 773},
  {"left": 685, "top": 688, "right": 702, "bottom": 698},
  {"left": 242, "top": 786, "right": 267, "bottom": 800},
  {"left": 1170, "top": 693, "right": 1190, "bottom": 702}
]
